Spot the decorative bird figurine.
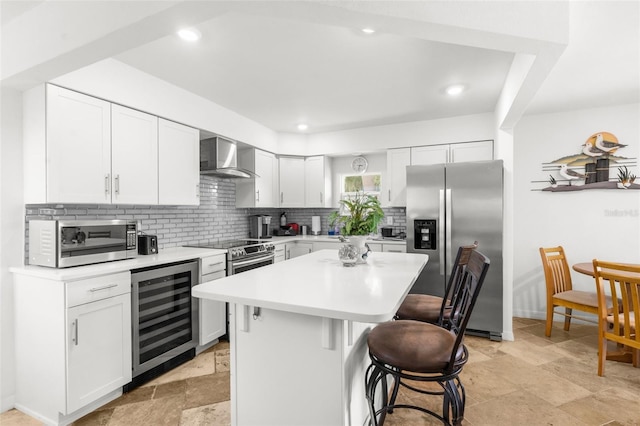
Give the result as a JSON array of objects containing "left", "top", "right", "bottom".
[
  {"left": 594, "top": 133, "right": 627, "bottom": 154},
  {"left": 582, "top": 142, "right": 604, "bottom": 158},
  {"left": 559, "top": 164, "right": 586, "bottom": 185}
]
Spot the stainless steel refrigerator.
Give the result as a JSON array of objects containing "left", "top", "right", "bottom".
[{"left": 406, "top": 160, "right": 503, "bottom": 340}]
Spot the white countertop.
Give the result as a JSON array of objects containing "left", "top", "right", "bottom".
[
  {"left": 193, "top": 249, "right": 428, "bottom": 323},
  {"left": 258, "top": 234, "right": 407, "bottom": 245},
  {"left": 10, "top": 246, "right": 227, "bottom": 281}
]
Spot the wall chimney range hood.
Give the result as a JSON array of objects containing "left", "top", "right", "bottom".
[{"left": 199, "top": 137, "right": 257, "bottom": 178}]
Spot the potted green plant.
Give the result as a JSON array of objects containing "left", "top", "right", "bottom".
[
  {"left": 329, "top": 193, "right": 384, "bottom": 265},
  {"left": 329, "top": 192, "right": 384, "bottom": 236}
]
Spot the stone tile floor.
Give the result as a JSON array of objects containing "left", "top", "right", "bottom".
[{"left": 3, "top": 319, "right": 640, "bottom": 425}]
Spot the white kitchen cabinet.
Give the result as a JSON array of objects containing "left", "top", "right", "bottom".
[
  {"left": 279, "top": 157, "right": 306, "bottom": 207},
  {"left": 28, "top": 84, "right": 112, "bottom": 204},
  {"left": 111, "top": 104, "right": 158, "bottom": 204},
  {"left": 412, "top": 141, "right": 493, "bottom": 165},
  {"left": 199, "top": 254, "right": 227, "bottom": 346},
  {"left": 384, "top": 148, "right": 411, "bottom": 207},
  {"left": 23, "top": 84, "right": 199, "bottom": 206},
  {"left": 411, "top": 144, "right": 449, "bottom": 166},
  {"left": 13, "top": 271, "right": 132, "bottom": 425},
  {"left": 382, "top": 244, "right": 406, "bottom": 253},
  {"left": 450, "top": 140, "right": 493, "bottom": 163},
  {"left": 273, "top": 243, "right": 286, "bottom": 263},
  {"left": 305, "top": 155, "right": 333, "bottom": 207},
  {"left": 158, "top": 118, "right": 200, "bottom": 205},
  {"left": 286, "top": 242, "right": 313, "bottom": 259},
  {"left": 236, "top": 148, "right": 279, "bottom": 207}
]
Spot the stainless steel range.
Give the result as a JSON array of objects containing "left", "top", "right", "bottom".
[{"left": 188, "top": 239, "right": 276, "bottom": 275}]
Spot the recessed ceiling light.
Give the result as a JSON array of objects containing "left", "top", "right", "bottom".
[
  {"left": 297, "top": 123, "right": 309, "bottom": 131},
  {"left": 362, "top": 28, "right": 375, "bottom": 34},
  {"left": 446, "top": 84, "right": 465, "bottom": 96},
  {"left": 177, "top": 28, "right": 201, "bottom": 42}
]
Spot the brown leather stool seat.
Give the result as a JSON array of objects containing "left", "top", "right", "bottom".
[
  {"left": 395, "top": 294, "right": 444, "bottom": 323},
  {"left": 367, "top": 320, "right": 465, "bottom": 373}
]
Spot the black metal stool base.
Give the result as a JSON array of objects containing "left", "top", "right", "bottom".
[{"left": 364, "top": 357, "right": 466, "bottom": 426}]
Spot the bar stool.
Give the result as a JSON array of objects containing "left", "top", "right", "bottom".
[
  {"left": 365, "top": 249, "right": 490, "bottom": 426},
  {"left": 395, "top": 241, "right": 478, "bottom": 328}
]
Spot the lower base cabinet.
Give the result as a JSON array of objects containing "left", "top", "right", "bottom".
[
  {"left": 199, "top": 254, "right": 227, "bottom": 346},
  {"left": 286, "top": 242, "right": 313, "bottom": 259},
  {"left": 13, "top": 271, "right": 132, "bottom": 425}
]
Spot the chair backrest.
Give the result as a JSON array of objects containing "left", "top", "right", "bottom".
[
  {"left": 593, "top": 259, "right": 640, "bottom": 349},
  {"left": 446, "top": 249, "right": 491, "bottom": 372},
  {"left": 539, "top": 246, "right": 573, "bottom": 296},
  {"left": 438, "top": 241, "right": 479, "bottom": 327}
]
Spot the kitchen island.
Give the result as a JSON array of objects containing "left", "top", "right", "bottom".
[{"left": 192, "top": 249, "right": 428, "bottom": 426}]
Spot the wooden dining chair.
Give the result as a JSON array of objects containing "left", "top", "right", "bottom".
[
  {"left": 539, "top": 246, "right": 601, "bottom": 337},
  {"left": 593, "top": 259, "right": 640, "bottom": 376}
]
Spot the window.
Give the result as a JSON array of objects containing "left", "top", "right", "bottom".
[{"left": 343, "top": 174, "right": 381, "bottom": 193}]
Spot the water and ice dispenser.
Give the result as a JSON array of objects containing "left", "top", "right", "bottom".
[{"left": 413, "top": 219, "right": 437, "bottom": 250}]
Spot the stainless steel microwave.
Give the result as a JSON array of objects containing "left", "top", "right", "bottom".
[{"left": 29, "top": 219, "right": 138, "bottom": 268}]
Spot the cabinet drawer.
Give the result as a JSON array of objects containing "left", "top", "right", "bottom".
[
  {"left": 67, "top": 271, "right": 131, "bottom": 307},
  {"left": 201, "top": 254, "right": 226, "bottom": 276},
  {"left": 201, "top": 270, "right": 226, "bottom": 283},
  {"left": 383, "top": 245, "right": 407, "bottom": 253}
]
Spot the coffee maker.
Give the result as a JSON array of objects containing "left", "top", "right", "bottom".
[{"left": 249, "top": 215, "right": 272, "bottom": 239}]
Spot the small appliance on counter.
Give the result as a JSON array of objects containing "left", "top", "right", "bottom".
[
  {"left": 249, "top": 215, "right": 272, "bottom": 239},
  {"left": 138, "top": 234, "right": 158, "bottom": 255},
  {"left": 272, "top": 225, "right": 297, "bottom": 236},
  {"left": 381, "top": 227, "right": 393, "bottom": 238},
  {"left": 311, "top": 216, "right": 321, "bottom": 235}
]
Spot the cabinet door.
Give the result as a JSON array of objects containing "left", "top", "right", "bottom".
[
  {"left": 279, "top": 157, "right": 305, "bottom": 207},
  {"left": 66, "top": 293, "right": 131, "bottom": 414},
  {"left": 111, "top": 104, "right": 158, "bottom": 204},
  {"left": 255, "top": 150, "right": 277, "bottom": 207},
  {"left": 199, "top": 254, "right": 227, "bottom": 345},
  {"left": 305, "top": 156, "right": 332, "bottom": 207},
  {"left": 287, "top": 242, "right": 313, "bottom": 259},
  {"left": 158, "top": 119, "right": 200, "bottom": 205},
  {"left": 450, "top": 140, "right": 493, "bottom": 163},
  {"left": 384, "top": 148, "right": 411, "bottom": 207},
  {"left": 46, "top": 85, "right": 111, "bottom": 203},
  {"left": 411, "top": 145, "right": 450, "bottom": 165},
  {"left": 274, "top": 244, "right": 286, "bottom": 263}
]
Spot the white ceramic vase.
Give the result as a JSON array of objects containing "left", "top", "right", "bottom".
[{"left": 348, "top": 235, "right": 371, "bottom": 264}]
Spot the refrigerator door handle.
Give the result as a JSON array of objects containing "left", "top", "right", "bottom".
[
  {"left": 445, "top": 188, "right": 452, "bottom": 276},
  {"left": 439, "top": 189, "right": 445, "bottom": 276}
]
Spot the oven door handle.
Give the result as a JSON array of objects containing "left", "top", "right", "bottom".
[{"left": 232, "top": 254, "right": 275, "bottom": 268}]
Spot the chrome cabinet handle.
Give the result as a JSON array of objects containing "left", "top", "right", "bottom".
[
  {"left": 115, "top": 174, "right": 120, "bottom": 195},
  {"left": 89, "top": 283, "right": 118, "bottom": 292},
  {"left": 388, "top": 189, "right": 391, "bottom": 202},
  {"left": 281, "top": 192, "right": 284, "bottom": 203},
  {"left": 256, "top": 190, "right": 260, "bottom": 202},
  {"left": 195, "top": 183, "right": 200, "bottom": 198},
  {"left": 105, "top": 174, "right": 110, "bottom": 195},
  {"left": 208, "top": 261, "right": 224, "bottom": 267},
  {"left": 72, "top": 319, "right": 79, "bottom": 346},
  {"left": 320, "top": 192, "right": 323, "bottom": 204}
]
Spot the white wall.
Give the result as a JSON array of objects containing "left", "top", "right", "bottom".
[
  {"left": 0, "top": 88, "right": 25, "bottom": 411},
  {"left": 306, "top": 113, "right": 495, "bottom": 155},
  {"left": 513, "top": 103, "right": 640, "bottom": 319},
  {"left": 51, "top": 59, "right": 280, "bottom": 153}
]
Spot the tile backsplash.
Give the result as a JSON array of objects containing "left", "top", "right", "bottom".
[{"left": 24, "top": 175, "right": 406, "bottom": 259}]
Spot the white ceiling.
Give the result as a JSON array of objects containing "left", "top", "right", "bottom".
[
  {"left": 2, "top": 1, "right": 638, "bottom": 135},
  {"left": 114, "top": 12, "right": 514, "bottom": 134}
]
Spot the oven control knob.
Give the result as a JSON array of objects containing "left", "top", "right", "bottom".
[{"left": 265, "top": 244, "right": 275, "bottom": 252}]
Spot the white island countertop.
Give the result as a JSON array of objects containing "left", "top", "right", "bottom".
[{"left": 193, "top": 249, "right": 428, "bottom": 323}]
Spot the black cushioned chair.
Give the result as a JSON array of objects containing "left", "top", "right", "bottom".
[
  {"left": 395, "top": 241, "right": 478, "bottom": 327},
  {"left": 365, "top": 248, "right": 490, "bottom": 426}
]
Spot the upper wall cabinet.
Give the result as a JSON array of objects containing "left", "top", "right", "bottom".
[
  {"left": 412, "top": 141, "right": 493, "bottom": 165},
  {"left": 23, "top": 84, "right": 199, "bottom": 205},
  {"left": 304, "top": 156, "right": 333, "bottom": 208},
  {"left": 384, "top": 148, "right": 411, "bottom": 207},
  {"left": 279, "top": 157, "right": 305, "bottom": 207},
  {"left": 112, "top": 104, "right": 158, "bottom": 204},
  {"left": 158, "top": 119, "right": 199, "bottom": 205},
  {"left": 236, "top": 148, "right": 279, "bottom": 208}
]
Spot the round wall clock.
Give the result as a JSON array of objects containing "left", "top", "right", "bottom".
[{"left": 351, "top": 156, "right": 368, "bottom": 173}]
